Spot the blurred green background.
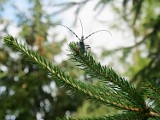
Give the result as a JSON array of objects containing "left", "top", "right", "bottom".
[{"left": 0, "top": 0, "right": 160, "bottom": 119}]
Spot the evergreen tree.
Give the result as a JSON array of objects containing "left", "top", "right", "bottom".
[{"left": 3, "top": 35, "right": 160, "bottom": 120}]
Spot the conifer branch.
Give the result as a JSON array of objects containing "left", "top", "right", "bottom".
[
  {"left": 69, "top": 42, "right": 146, "bottom": 109},
  {"left": 4, "top": 36, "right": 160, "bottom": 119},
  {"left": 3, "top": 35, "right": 141, "bottom": 111},
  {"left": 3, "top": 35, "right": 111, "bottom": 105}
]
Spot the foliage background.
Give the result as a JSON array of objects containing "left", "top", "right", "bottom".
[{"left": 0, "top": 0, "right": 160, "bottom": 119}]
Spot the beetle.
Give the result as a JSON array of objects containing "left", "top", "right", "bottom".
[{"left": 59, "top": 19, "right": 112, "bottom": 53}]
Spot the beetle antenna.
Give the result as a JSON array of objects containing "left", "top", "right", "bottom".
[
  {"left": 58, "top": 24, "right": 81, "bottom": 41},
  {"left": 79, "top": 18, "right": 84, "bottom": 38},
  {"left": 84, "top": 30, "right": 112, "bottom": 40}
]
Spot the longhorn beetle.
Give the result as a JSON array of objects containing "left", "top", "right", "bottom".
[{"left": 59, "top": 19, "right": 112, "bottom": 53}]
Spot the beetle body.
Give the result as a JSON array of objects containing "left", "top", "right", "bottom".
[{"left": 77, "top": 38, "right": 85, "bottom": 53}]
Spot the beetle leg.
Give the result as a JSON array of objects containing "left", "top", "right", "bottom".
[{"left": 85, "top": 45, "right": 91, "bottom": 52}]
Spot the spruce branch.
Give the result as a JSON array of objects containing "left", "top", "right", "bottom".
[
  {"left": 69, "top": 42, "right": 146, "bottom": 109},
  {"left": 3, "top": 35, "right": 140, "bottom": 111},
  {"left": 4, "top": 35, "right": 160, "bottom": 119},
  {"left": 3, "top": 35, "right": 111, "bottom": 104}
]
